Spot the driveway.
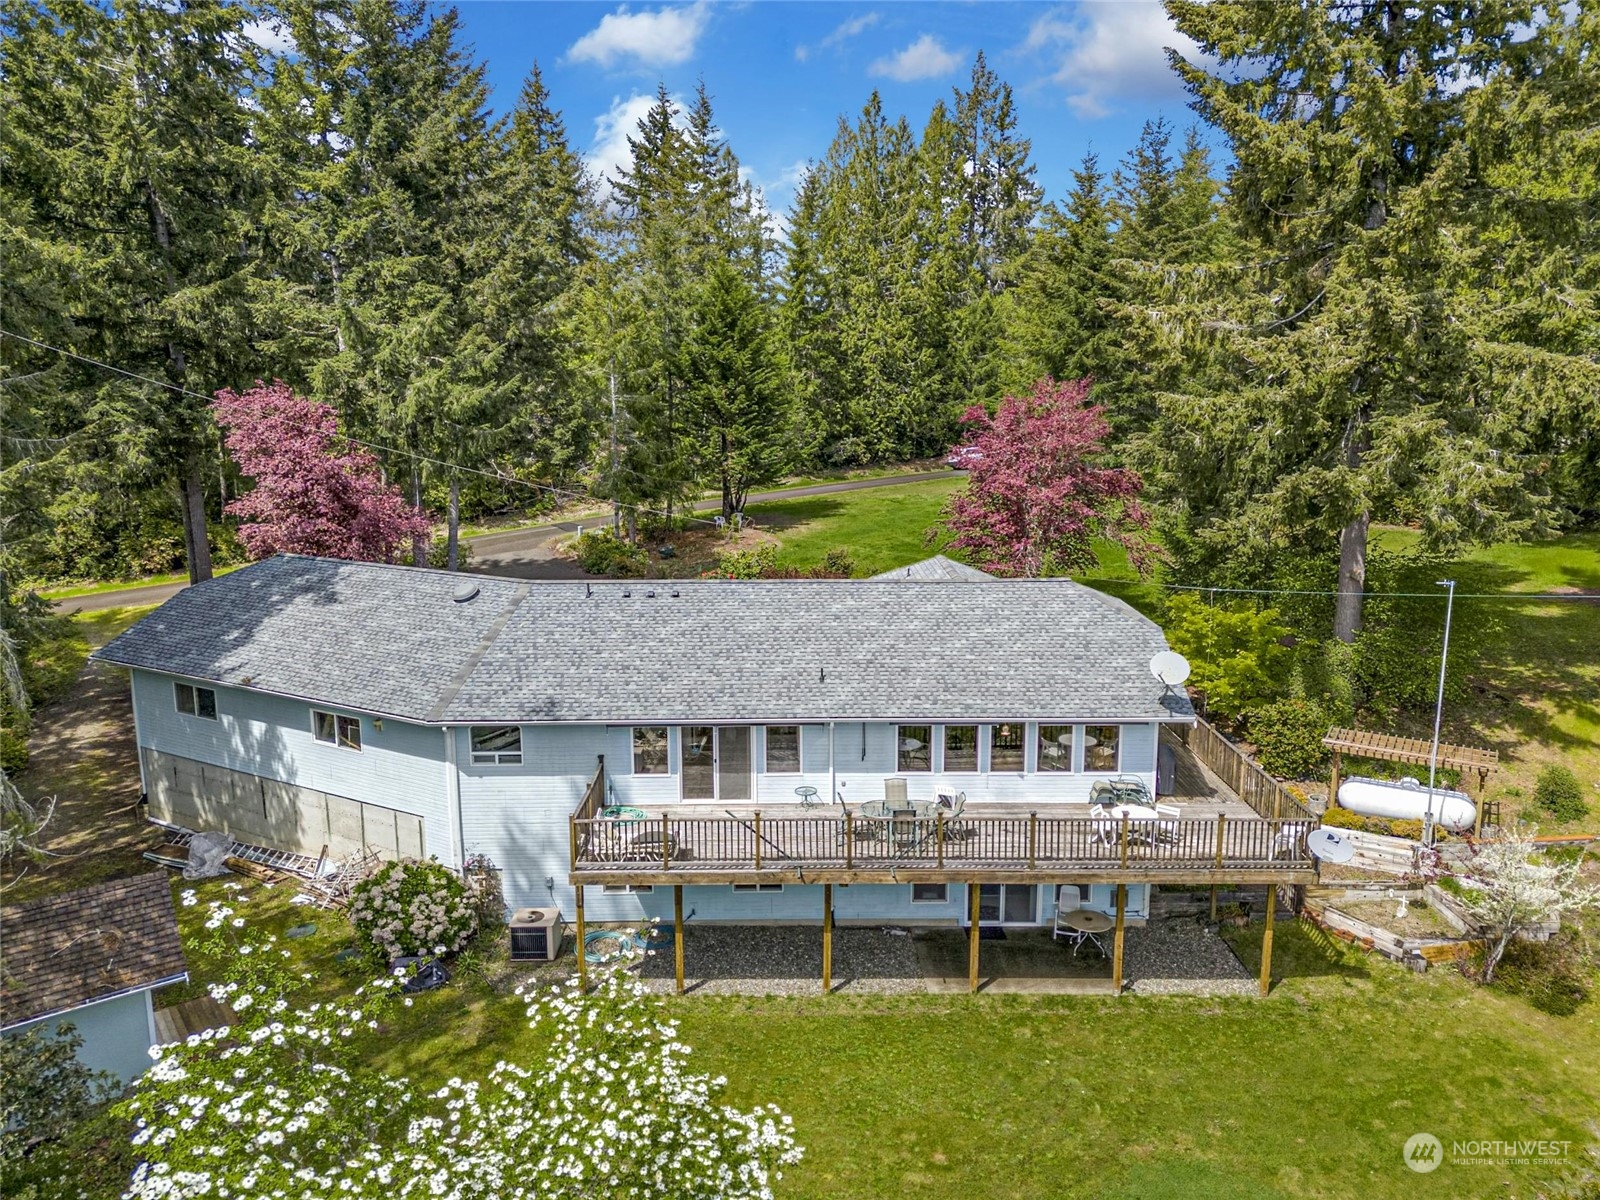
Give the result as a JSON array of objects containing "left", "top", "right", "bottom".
[{"left": 54, "top": 471, "right": 955, "bottom": 611}]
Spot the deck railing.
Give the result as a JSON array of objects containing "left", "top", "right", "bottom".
[
  {"left": 1182, "top": 720, "right": 1314, "bottom": 821},
  {"left": 571, "top": 811, "right": 1316, "bottom": 875},
  {"left": 568, "top": 757, "right": 607, "bottom": 867}
]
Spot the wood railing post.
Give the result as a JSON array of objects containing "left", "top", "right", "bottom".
[
  {"left": 754, "top": 812, "right": 762, "bottom": 872},
  {"left": 845, "top": 812, "right": 854, "bottom": 869},
  {"left": 1119, "top": 815, "right": 1131, "bottom": 869},
  {"left": 1214, "top": 813, "right": 1227, "bottom": 869},
  {"left": 662, "top": 812, "right": 671, "bottom": 871},
  {"left": 569, "top": 816, "right": 579, "bottom": 869},
  {"left": 574, "top": 884, "right": 587, "bottom": 991},
  {"left": 936, "top": 812, "right": 945, "bottom": 868},
  {"left": 1028, "top": 812, "right": 1037, "bottom": 870}
]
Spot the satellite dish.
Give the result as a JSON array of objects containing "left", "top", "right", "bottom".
[
  {"left": 1150, "top": 651, "right": 1191, "bottom": 687},
  {"left": 1306, "top": 828, "right": 1356, "bottom": 864}
]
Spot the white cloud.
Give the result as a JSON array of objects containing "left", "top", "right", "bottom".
[
  {"left": 1024, "top": 2, "right": 1201, "bottom": 119},
  {"left": 567, "top": 2, "right": 711, "bottom": 69},
  {"left": 241, "top": 17, "right": 295, "bottom": 56},
  {"left": 797, "top": 12, "right": 880, "bottom": 63},
  {"left": 869, "top": 33, "right": 964, "bottom": 83}
]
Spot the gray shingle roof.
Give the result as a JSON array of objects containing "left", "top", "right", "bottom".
[
  {"left": 2, "top": 873, "right": 187, "bottom": 1028},
  {"left": 94, "top": 555, "right": 1193, "bottom": 725},
  {"left": 870, "top": 554, "right": 996, "bottom": 582}
]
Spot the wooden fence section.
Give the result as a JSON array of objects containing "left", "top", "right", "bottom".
[
  {"left": 572, "top": 812, "right": 1317, "bottom": 875},
  {"left": 1181, "top": 720, "right": 1313, "bottom": 821}
]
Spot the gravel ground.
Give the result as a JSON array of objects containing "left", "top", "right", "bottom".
[
  {"left": 1122, "top": 917, "right": 1257, "bottom": 997},
  {"left": 634, "top": 924, "right": 925, "bottom": 995}
]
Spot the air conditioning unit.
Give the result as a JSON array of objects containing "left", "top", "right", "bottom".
[{"left": 508, "top": 907, "right": 562, "bottom": 961}]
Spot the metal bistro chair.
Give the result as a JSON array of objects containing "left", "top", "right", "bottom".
[
  {"left": 835, "top": 794, "right": 879, "bottom": 849},
  {"left": 890, "top": 807, "right": 923, "bottom": 853}
]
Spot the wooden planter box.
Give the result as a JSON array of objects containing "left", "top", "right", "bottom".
[{"left": 1300, "top": 894, "right": 1483, "bottom": 973}]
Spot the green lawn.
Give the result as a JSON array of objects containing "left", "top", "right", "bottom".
[
  {"left": 750, "top": 475, "right": 965, "bottom": 576},
  {"left": 35, "top": 878, "right": 1591, "bottom": 1200}
]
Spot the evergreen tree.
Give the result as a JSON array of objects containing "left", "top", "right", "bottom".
[
  {"left": 1, "top": 0, "right": 263, "bottom": 584},
  {"left": 1155, "top": 0, "right": 1581, "bottom": 641},
  {"left": 676, "top": 263, "right": 791, "bottom": 520}
]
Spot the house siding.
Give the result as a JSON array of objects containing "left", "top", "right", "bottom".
[
  {"left": 5, "top": 991, "right": 157, "bottom": 1086},
  {"left": 130, "top": 669, "right": 454, "bottom": 865}
]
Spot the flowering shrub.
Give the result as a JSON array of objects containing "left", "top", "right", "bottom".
[
  {"left": 348, "top": 858, "right": 478, "bottom": 961},
  {"left": 119, "top": 924, "right": 803, "bottom": 1199}
]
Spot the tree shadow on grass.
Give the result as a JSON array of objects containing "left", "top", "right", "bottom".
[
  {"left": 742, "top": 495, "right": 846, "bottom": 533},
  {"left": 1225, "top": 919, "right": 1373, "bottom": 984}
]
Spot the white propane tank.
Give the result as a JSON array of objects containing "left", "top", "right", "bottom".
[{"left": 1336, "top": 775, "right": 1476, "bottom": 832}]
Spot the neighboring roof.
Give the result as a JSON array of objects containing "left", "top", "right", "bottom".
[
  {"left": 1, "top": 873, "right": 187, "bottom": 1029},
  {"left": 94, "top": 554, "right": 1194, "bottom": 725},
  {"left": 870, "top": 555, "right": 996, "bottom": 582}
]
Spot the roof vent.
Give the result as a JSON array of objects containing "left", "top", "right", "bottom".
[
  {"left": 645, "top": 588, "right": 656, "bottom": 598},
  {"left": 453, "top": 581, "right": 480, "bottom": 604},
  {"left": 671, "top": 588, "right": 680, "bottom": 598}
]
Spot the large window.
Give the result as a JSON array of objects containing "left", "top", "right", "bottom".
[
  {"left": 897, "top": 725, "right": 932, "bottom": 772},
  {"left": 632, "top": 727, "right": 668, "bottom": 774},
  {"left": 174, "top": 682, "right": 217, "bottom": 720},
  {"left": 1084, "top": 725, "right": 1121, "bottom": 772},
  {"left": 942, "top": 725, "right": 978, "bottom": 772},
  {"left": 1037, "top": 725, "right": 1074, "bottom": 772},
  {"left": 765, "top": 725, "right": 800, "bottom": 773},
  {"left": 989, "top": 723, "right": 1025, "bottom": 772},
  {"left": 470, "top": 726, "right": 522, "bottom": 765},
  {"left": 313, "top": 710, "right": 361, "bottom": 751}
]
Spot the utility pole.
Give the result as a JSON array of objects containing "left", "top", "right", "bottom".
[{"left": 1423, "top": 578, "right": 1456, "bottom": 847}]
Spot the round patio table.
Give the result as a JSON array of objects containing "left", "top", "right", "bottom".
[
  {"left": 1059, "top": 908, "right": 1114, "bottom": 957},
  {"left": 794, "top": 785, "right": 821, "bottom": 809}
]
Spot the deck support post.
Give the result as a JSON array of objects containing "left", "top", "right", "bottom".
[
  {"left": 1209, "top": 885, "right": 1218, "bottom": 923},
  {"left": 822, "top": 884, "right": 833, "bottom": 993},
  {"left": 1259, "top": 885, "right": 1277, "bottom": 997},
  {"left": 968, "top": 881, "right": 981, "bottom": 993},
  {"left": 1112, "top": 884, "right": 1127, "bottom": 994},
  {"left": 673, "top": 884, "right": 685, "bottom": 995},
  {"left": 574, "top": 884, "right": 587, "bottom": 991},
  {"left": 1328, "top": 750, "right": 1342, "bottom": 810}
]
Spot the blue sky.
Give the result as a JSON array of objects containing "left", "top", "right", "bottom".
[{"left": 448, "top": 1, "right": 1210, "bottom": 223}]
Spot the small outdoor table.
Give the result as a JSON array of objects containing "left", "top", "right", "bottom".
[
  {"left": 1060, "top": 908, "right": 1114, "bottom": 957},
  {"left": 794, "top": 785, "right": 821, "bottom": 809}
]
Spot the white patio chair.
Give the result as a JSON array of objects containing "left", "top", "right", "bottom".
[
  {"left": 1089, "top": 803, "right": 1116, "bottom": 847},
  {"left": 1052, "top": 885, "right": 1084, "bottom": 945},
  {"left": 1154, "top": 803, "right": 1181, "bottom": 843}
]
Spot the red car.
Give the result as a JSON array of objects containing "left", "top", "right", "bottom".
[{"left": 946, "top": 445, "right": 983, "bottom": 470}]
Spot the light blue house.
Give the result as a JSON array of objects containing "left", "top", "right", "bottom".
[
  {"left": 1, "top": 873, "right": 188, "bottom": 1085},
  {"left": 95, "top": 555, "right": 1310, "bottom": 946}
]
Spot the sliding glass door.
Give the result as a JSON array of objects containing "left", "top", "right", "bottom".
[
  {"left": 976, "top": 884, "right": 1038, "bottom": 925},
  {"left": 680, "top": 727, "right": 752, "bottom": 802}
]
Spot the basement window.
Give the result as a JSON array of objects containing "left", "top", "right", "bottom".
[
  {"left": 731, "top": 883, "right": 783, "bottom": 893},
  {"left": 602, "top": 884, "right": 654, "bottom": 894},
  {"left": 470, "top": 726, "right": 523, "bottom": 765},
  {"left": 174, "top": 682, "right": 217, "bottom": 721},
  {"left": 313, "top": 710, "right": 362, "bottom": 751},
  {"left": 911, "top": 883, "right": 949, "bottom": 904}
]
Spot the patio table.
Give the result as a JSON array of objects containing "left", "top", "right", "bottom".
[
  {"left": 1058, "top": 908, "right": 1114, "bottom": 957},
  {"left": 1101, "top": 803, "right": 1160, "bottom": 846}
]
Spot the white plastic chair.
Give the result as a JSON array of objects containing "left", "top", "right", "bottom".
[
  {"left": 1155, "top": 803, "right": 1181, "bottom": 843},
  {"left": 1089, "top": 803, "right": 1116, "bottom": 847}
]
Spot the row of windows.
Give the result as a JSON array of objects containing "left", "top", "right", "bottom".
[{"left": 169, "top": 690, "right": 1121, "bottom": 774}]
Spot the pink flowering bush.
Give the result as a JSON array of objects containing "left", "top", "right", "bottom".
[{"left": 348, "top": 859, "right": 478, "bottom": 961}]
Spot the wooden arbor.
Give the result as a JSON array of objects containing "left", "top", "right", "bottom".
[{"left": 1323, "top": 727, "right": 1500, "bottom": 836}]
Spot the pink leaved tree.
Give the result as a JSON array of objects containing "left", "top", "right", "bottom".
[
  {"left": 212, "top": 382, "right": 431, "bottom": 563},
  {"left": 941, "top": 377, "right": 1156, "bottom": 577}
]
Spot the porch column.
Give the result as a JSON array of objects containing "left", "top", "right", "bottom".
[
  {"left": 674, "top": 885, "right": 685, "bottom": 995},
  {"left": 574, "top": 884, "right": 587, "bottom": 991},
  {"left": 1259, "top": 885, "right": 1277, "bottom": 997},
  {"left": 968, "top": 881, "right": 981, "bottom": 993},
  {"left": 1112, "top": 884, "right": 1127, "bottom": 994},
  {"left": 821, "top": 883, "right": 833, "bottom": 993}
]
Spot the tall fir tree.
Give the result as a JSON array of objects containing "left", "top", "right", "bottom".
[{"left": 1154, "top": 0, "right": 1582, "bottom": 641}]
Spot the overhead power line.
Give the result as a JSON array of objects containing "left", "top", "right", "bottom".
[
  {"left": 0, "top": 329, "right": 721, "bottom": 528},
  {"left": 1162, "top": 583, "right": 1594, "bottom": 602}
]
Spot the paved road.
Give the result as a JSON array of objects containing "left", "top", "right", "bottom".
[{"left": 54, "top": 470, "right": 956, "bottom": 613}]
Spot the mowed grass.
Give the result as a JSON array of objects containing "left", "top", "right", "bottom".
[
  {"left": 132, "top": 880, "right": 1600, "bottom": 1200},
  {"left": 749, "top": 475, "right": 965, "bottom": 576}
]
